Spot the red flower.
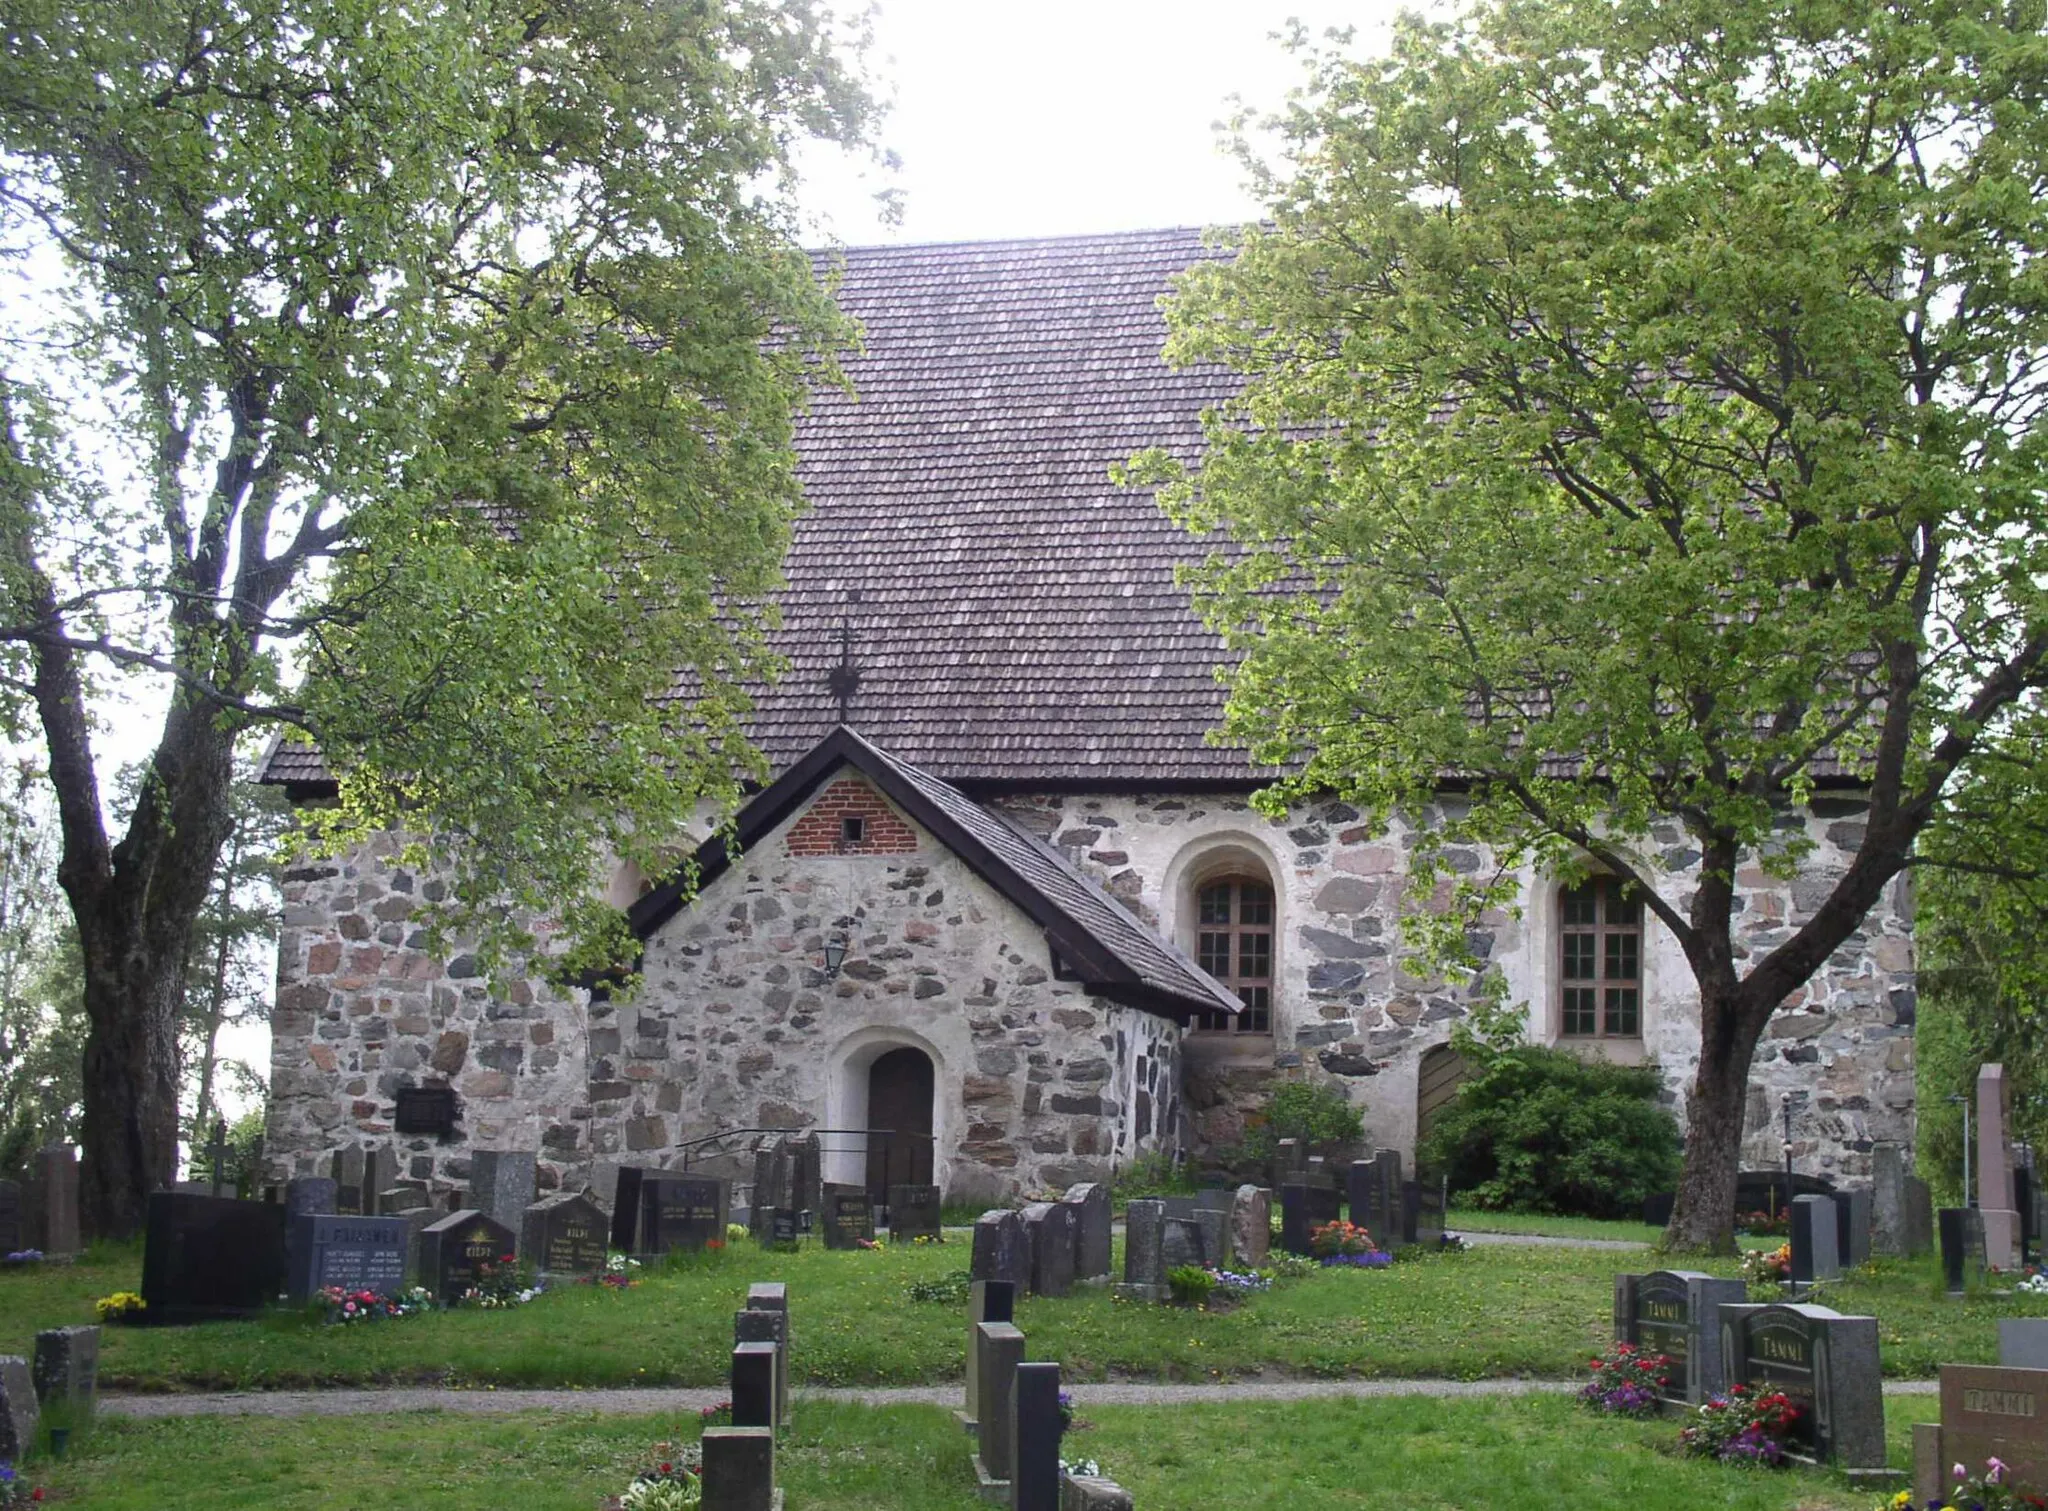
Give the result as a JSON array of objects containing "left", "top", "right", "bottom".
[{"left": 659, "top": 1464, "right": 671, "bottom": 1475}]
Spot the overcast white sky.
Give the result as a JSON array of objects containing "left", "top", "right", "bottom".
[{"left": 796, "top": 1, "right": 1403, "bottom": 245}]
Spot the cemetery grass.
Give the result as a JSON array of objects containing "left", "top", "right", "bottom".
[
  {"left": 11, "top": 1242, "right": 2030, "bottom": 1390},
  {"left": 39, "top": 1396, "right": 1908, "bottom": 1509},
  {"left": 1445, "top": 1208, "right": 1664, "bottom": 1243}
]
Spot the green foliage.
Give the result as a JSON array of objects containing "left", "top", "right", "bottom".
[
  {"left": 1164, "top": 1264, "right": 1215, "bottom": 1308},
  {"left": 1110, "top": 1150, "right": 1198, "bottom": 1202},
  {"left": 903, "top": 1269, "right": 971, "bottom": 1306},
  {"left": 1419, "top": 1047, "right": 1681, "bottom": 1219},
  {"left": 1233, "top": 1080, "right": 1364, "bottom": 1163}
]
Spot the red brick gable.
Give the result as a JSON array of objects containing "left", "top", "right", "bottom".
[{"left": 784, "top": 776, "right": 919, "bottom": 857}]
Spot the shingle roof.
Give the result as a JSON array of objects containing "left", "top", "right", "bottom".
[
  {"left": 625, "top": 725, "right": 1242, "bottom": 1022},
  {"left": 261, "top": 227, "right": 1256, "bottom": 794}
]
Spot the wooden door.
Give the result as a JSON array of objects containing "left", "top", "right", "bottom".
[{"left": 865, "top": 1046, "right": 935, "bottom": 1201}]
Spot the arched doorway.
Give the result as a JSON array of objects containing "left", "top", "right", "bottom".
[
  {"left": 864, "top": 1045, "right": 935, "bottom": 1200},
  {"left": 1415, "top": 1042, "right": 1473, "bottom": 1157}
]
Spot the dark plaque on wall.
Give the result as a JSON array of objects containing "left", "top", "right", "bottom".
[{"left": 394, "top": 1085, "right": 459, "bottom": 1136}]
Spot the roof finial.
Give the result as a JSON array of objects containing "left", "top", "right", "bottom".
[{"left": 827, "top": 589, "right": 862, "bottom": 726}]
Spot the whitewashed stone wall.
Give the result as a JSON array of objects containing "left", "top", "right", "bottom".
[{"left": 991, "top": 791, "right": 1915, "bottom": 1181}]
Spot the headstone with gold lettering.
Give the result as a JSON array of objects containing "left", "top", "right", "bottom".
[
  {"left": 1613, "top": 1269, "right": 1747, "bottom": 1405},
  {"left": 1914, "top": 1364, "right": 2048, "bottom": 1505},
  {"left": 1719, "top": 1302, "right": 1888, "bottom": 1477},
  {"left": 520, "top": 1192, "right": 609, "bottom": 1279},
  {"left": 416, "top": 1209, "right": 517, "bottom": 1303}
]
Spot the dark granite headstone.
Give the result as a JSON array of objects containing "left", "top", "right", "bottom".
[
  {"left": 34, "top": 1147, "right": 78, "bottom": 1256},
  {"left": 737, "top": 1307, "right": 789, "bottom": 1427},
  {"left": 1411, "top": 1179, "right": 1445, "bottom": 1246},
  {"left": 973, "top": 1322, "right": 1025, "bottom": 1489},
  {"left": 963, "top": 1279, "right": 1016, "bottom": 1427},
  {"left": 416, "top": 1209, "right": 517, "bottom": 1303},
  {"left": 468, "top": 1151, "right": 537, "bottom": 1243},
  {"left": 1905, "top": 1176, "right": 1936, "bottom": 1258},
  {"left": 701, "top": 1424, "right": 776, "bottom": 1511},
  {"left": 287, "top": 1214, "right": 408, "bottom": 1302},
  {"left": 732, "top": 1340, "right": 777, "bottom": 1431},
  {"left": 972, "top": 1208, "right": 1029, "bottom": 1289},
  {"left": 1834, "top": 1188, "right": 1873, "bottom": 1270},
  {"left": 2020, "top": 1168, "right": 2038, "bottom": 1267},
  {"left": 822, "top": 1183, "right": 874, "bottom": 1250},
  {"left": 0, "top": 1357, "right": 34, "bottom": 1465},
  {"left": 1013, "top": 1360, "right": 1063, "bottom": 1511},
  {"left": 1062, "top": 1183, "right": 1112, "bottom": 1280},
  {"left": 1279, "top": 1183, "right": 1311, "bottom": 1256},
  {"left": 285, "top": 1177, "right": 338, "bottom": 1219},
  {"left": 521, "top": 1192, "right": 609, "bottom": 1277},
  {"left": 1117, "top": 1200, "right": 1164, "bottom": 1301},
  {"left": 141, "top": 1192, "right": 289, "bottom": 1322},
  {"left": 1161, "top": 1215, "right": 1205, "bottom": 1272},
  {"left": 31, "top": 1325, "right": 97, "bottom": 1422},
  {"left": 1616, "top": 1269, "right": 1747, "bottom": 1405},
  {"left": 640, "top": 1173, "right": 730, "bottom": 1255},
  {"left": 1790, "top": 1194, "right": 1841, "bottom": 1284},
  {"left": 1305, "top": 1184, "right": 1343, "bottom": 1232},
  {"left": 1720, "top": 1302, "right": 1886, "bottom": 1471},
  {"left": 0, "top": 1180, "right": 22, "bottom": 1254},
  {"left": 764, "top": 1206, "right": 799, "bottom": 1250},
  {"left": 610, "top": 1166, "right": 646, "bottom": 1252},
  {"left": 889, "top": 1183, "right": 943, "bottom": 1242},
  {"left": 1941, "top": 1206, "right": 1988, "bottom": 1294},
  {"left": 1021, "top": 1202, "right": 1077, "bottom": 1298}
]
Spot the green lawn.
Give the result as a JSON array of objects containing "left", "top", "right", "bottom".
[
  {"left": 7, "top": 1237, "right": 2033, "bottom": 1390},
  {"left": 35, "top": 1394, "right": 1939, "bottom": 1510},
  {"left": 1445, "top": 1208, "right": 1664, "bottom": 1243}
]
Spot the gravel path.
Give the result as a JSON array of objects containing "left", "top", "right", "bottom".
[{"left": 99, "top": 1376, "right": 1937, "bottom": 1420}]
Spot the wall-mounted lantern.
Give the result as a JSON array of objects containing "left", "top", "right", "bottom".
[{"left": 824, "top": 931, "right": 849, "bottom": 978}]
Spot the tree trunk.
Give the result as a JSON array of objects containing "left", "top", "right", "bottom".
[
  {"left": 77, "top": 931, "right": 188, "bottom": 1238},
  {"left": 1667, "top": 998, "right": 1756, "bottom": 1253}
]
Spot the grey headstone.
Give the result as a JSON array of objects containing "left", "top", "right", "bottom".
[
  {"left": 1904, "top": 1176, "right": 1935, "bottom": 1258},
  {"left": 378, "top": 1185, "right": 428, "bottom": 1213},
  {"left": 1719, "top": 1302, "right": 1886, "bottom": 1470},
  {"left": 0, "top": 1357, "right": 36, "bottom": 1464},
  {"left": 737, "top": 1308, "right": 789, "bottom": 1427},
  {"left": 746, "top": 1281, "right": 787, "bottom": 1314},
  {"left": 287, "top": 1213, "right": 409, "bottom": 1303},
  {"left": 35, "top": 1147, "right": 78, "bottom": 1256},
  {"left": 1061, "top": 1183, "right": 1112, "bottom": 1280},
  {"left": 732, "top": 1340, "right": 777, "bottom": 1432},
  {"left": 1012, "top": 1361, "right": 1063, "bottom": 1511},
  {"left": 889, "top": 1183, "right": 943, "bottom": 1242},
  {"left": 1229, "top": 1185, "right": 1270, "bottom": 1269},
  {"left": 31, "top": 1325, "right": 98, "bottom": 1421},
  {"left": 965, "top": 1280, "right": 1016, "bottom": 1425},
  {"left": 1161, "top": 1215, "right": 1205, "bottom": 1272},
  {"left": 1021, "top": 1202, "right": 1076, "bottom": 1298},
  {"left": 701, "top": 1426, "right": 776, "bottom": 1511},
  {"left": 641, "top": 1173, "right": 731, "bottom": 1255},
  {"left": 1118, "top": 1200, "right": 1164, "bottom": 1301},
  {"left": 820, "top": 1183, "right": 873, "bottom": 1250},
  {"left": 1061, "top": 1476, "right": 1134, "bottom": 1511},
  {"left": 2000, "top": 1318, "right": 2048, "bottom": 1370},
  {"left": 1278, "top": 1184, "right": 1311, "bottom": 1256},
  {"left": 972, "top": 1209, "right": 1030, "bottom": 1291},
  {"left": 1870, "top": 1145, "right": 1908, "bottom": 1257},
  {"left": 1834, "top": 1187, "right": 1873, "bottom": 1269},
  {"left": 1617, "top": 1269, "right": 1746, "bottom": 1404},
  {"left": 467, "top": 1151, "right": 538, "bottom": 1247},
  {"left": 974, "top": 1322, "right": 1025, "bottom": 1488},
  {"left": 1790, "top": 1194, "right": 1841, "bottom": 1282},
  {"left": 790, "top": 1133, "right": 822, "bottom": 1220},
  {"left": 521, "top": 1192, "right": 609, "bottom": 1278}
]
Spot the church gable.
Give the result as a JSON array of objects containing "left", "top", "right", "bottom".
[{"left": 783, "top": 777, "right": 919, "bottom": 858}]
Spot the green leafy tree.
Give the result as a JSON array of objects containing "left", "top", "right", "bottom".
[
  {"left": 1134, "top": 0, "right": 2048, "bottom": 1250},
  {"left": 0, "top": 0, "right": 885, "bottom": 1235}
]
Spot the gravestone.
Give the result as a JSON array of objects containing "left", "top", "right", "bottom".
[
  {"left": 1229, "top": 1185, "right": 1270, "bottom": 1269},
  {"left": 791, "top": 1134, "right": 822, "bottom": 1219},
  {"left": 1613, "top": 1269, "right": 1747, "bottom": 1404},
  {"left": 1905, "top": 1176, "right": 1936, "bottom": 1258},
  {"left": 33, "top": 1147, "right": 78, "bottom": 1256},
  {"left": 1719, "top": 1302, "right": 1887, "bottom": 1473},
  {"left": 1915, "top": 1364, "right": 2048, "bottom": 1506},
  {"left": 1012, "top": 1361, "right": 1063, "bottom": 1511},
  {"left": 1188, "top": 1197, "right": 1231, "bottom": 1270},
  {"left": 1305, "top": 1184, "right": 1343, "bottom": 1234},
  {"left": 736, "top": 1308, "right": 789, "bottom": 1428},
  {"left": 1278, "top": 1184, "right": 1311, "bottom": 1257},
  {"left": 285, "top": 1177, "right": 338, "bottom": 1220},
  {"left": 1982, "top": 1063, "right": 2023, "bottom": 1270},
  {"left": 1408, "top": 1180, "right": 1445, "bottom": 1247},
  {"left": 974, "top": 1322, "right": 1026, "bottom": 1491},
  {"left": 890, "top": 1184, "right": 943, "bottom": 1243},
  {"left": 415, "top": 1209, "right": 517, "bottom": 1303},
  {"left": 701, "top": 1425, "right": 777, "bottom": 1511},
  {"left": 1117, "top": 1200, "right": 1164, "bottom": 1302},
  {"left": 1161, "top": 1214, "right": 1205, "bottom": 1272},
  {"left": 1789, "top": 1194, "right": 1841, "bottom": 1284},
  {"left": 1271, "top": 1137, "right": 1305, "bottom": 1187},
  {"left": 140, "top": 1192, "right": 289, "bottom": 1322},
  {"left": 1941, "top": 1207, "right": 1988, "bottom": 1295},
  {"left": 963, "top": 1280, "right": 1016, "bottom": 1429},
  {"left": 1834, "top": 1188, "right": 1873, "bottom": 1270},
  {"left": 610, "top": 1166, "right": 646, "bottom": 1253},
  {"left": 732, "top": 1340, "right": 777, "bottom": 1432},
  {"left": 521, "top": 1192, "right": 610, "bottom": 1278},
  {"left": 330, "top": 1147, "right": 366, "bottom": 1214},
  {"left": 821, "top": 1184, "right": 874, "bottom": 1250},
  {"left": 2019, "top": 1167, "right": 2038, "bottom": 1267},
  {"left": 1021, "top": 1203, "right": 1076, "bottom": 1299},
  {"left": 640, "top": 1173, "right": 730, "bottom": 1255},
  {"left": 1062, "top": 1183, "right": 1111, "bottom": 1280},
  {"left": 761, "top": 1207, "right": 799, "bottom": 1251},
  {"left": 1061, "top": 1475, "right": 1134, "bottom": 1511},
  {"left": 467, "top": 1151, "right": 537, "bottom": 1244},
  {"left": 972, "top": 1209, "right": 1030, "bottom": 1291},
  {"left": 0, "top": 1357, "right": 35, "bottom": 1466},
  {"left": 2002, "top": 1319, "right": 2048, "bottom": 1370},
  {"left": 31, "top": 1325, "right": 98, "bottom": 1422},
  {"left": 752, "top": 1137, "right": 790, "bottom": 1233},
  {"left": 1871, "top": 1145, "right": 1909, "bottom": 1258},
  {"left": 286, "top": 1214, "right": 409, "bottom": 1303},
  {"left": 0, "top": 1180, "right": 22, "bottom": 1255}
]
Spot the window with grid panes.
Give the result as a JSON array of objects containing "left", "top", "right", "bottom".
[
  {"left": 1560, "top": 878, "right": 1642, "bottom": 1037},
  {"left": 1190, "top": 876, "right": 1274, "bottom": 1033}
]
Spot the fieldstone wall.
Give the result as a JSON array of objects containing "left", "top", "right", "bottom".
[{"left": 991, "top": 791, "right": 1915, "bottom": 1182}]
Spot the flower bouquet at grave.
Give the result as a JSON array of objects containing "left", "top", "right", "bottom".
[
  {"left": 1892, "top": 1458, "right": 2048, "bottom": 1511},
  {"left": 612, "top": 1442, "right": 701, "bottom": 1511},
  {"left": 1737, "top": 1208, "right": 1789, "bottom": 1238},
  {"left": 1060, "top": 1458, "right": 1104, "bottom": 1479},
  {"left": 0, "top": 1250, "right": 42, "bottom": 1267},
  {"left": 94, "top": 1290, "right": 146, "bottom": 1324},
  {"left": 313, "top": 1285, "right": 435, "bottom": 1325},
  {"left": 2017, "top": 1269, "right": 2048, "bottom": 1296},
  {"left": 585, "top": 1253, "right": 642, "bottom": 1291},
  {"left": 0, "top": 1462, "right": 45, "bottom": 1506},
  {"left": 459, "top": 1253, "right": 543, "bottom": 1308},
  {"left": 1577, "top": 1341, "right": 1671, "bottom": 1417},
  {"left": 698, "top": 1400, "right": 732, "bottom": 1427},
  {"left": 1309, "top": 1220, "right": 1391, "bottom": 1266},
  {"left": 1678, "top": 1383, "right": 1803, "bottom": 1466},
  {"left": 1207, "top": 1267, "right": 1273, "bottom": 1300},
  {"left": 1741, "top": 1243, "right": 1792, "bottom": 1290}
]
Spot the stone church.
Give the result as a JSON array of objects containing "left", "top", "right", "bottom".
[{"left": 262, "top": 227, "right": 1916, "bottom": 1205}]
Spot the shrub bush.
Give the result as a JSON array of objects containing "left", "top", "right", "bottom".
[
  {"left": 1234, "top": 1080, "right": 1365, "bottom": 1164},
  {"left": 1417, "top": 1045, "right": 1680, "bottom": 1218}
]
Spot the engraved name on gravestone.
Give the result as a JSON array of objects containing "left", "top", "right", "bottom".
[
  {"left": 1616, "top": 1270, "right": 1747, "bottom": 1405},
  {"left": 888, "top": 1184, "right": 943, "bottom": 1242},
  {"left": 641, "top": 1174, "right": 729, "bottom": 1255},
  {"left": 1917, "top": 1364, "right": 2048, "bottom": 1505},
  {"left": 287, "top": 1214, "right": 409, "bottom": 1303},
  {"left": 821, "top": 1184, "right": 873, "bottom": 1250},
  {"left": 1721, "top": 1302, "right": 1887, "bottom": 1472},
  {"left": 521, "top": 1192, "right": 610, "bottom": 1278},
  {"left": 417, "top": 1209, "right": 517, "bottom": 1303}
]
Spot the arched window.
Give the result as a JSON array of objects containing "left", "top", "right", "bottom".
[
  {"left": 1560, "top": 877, "right": 1642, "bottom": 1038},
  {"left": 1191, "top": 875, "right": 1274, "bottom": 1034}
]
